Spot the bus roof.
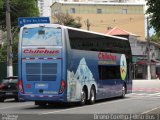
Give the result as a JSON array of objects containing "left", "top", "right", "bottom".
[
  {"left": 64, "top": 25, "right": 128, "bottom": 41},
  {"left": 22, "top": 24, "right": 128, "bottom": 41}
]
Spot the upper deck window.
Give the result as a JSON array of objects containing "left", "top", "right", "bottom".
[{"left": 22, "top": 27, "right": 62, "bottom": 46}]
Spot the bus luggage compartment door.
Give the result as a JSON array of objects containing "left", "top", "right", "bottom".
[{"left": 22, "top": 60, "right": 62, "bottom": 96}]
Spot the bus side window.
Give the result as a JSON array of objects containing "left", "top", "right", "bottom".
[{"left": 98, "top": 65, "right": 121, "bottom": 80}]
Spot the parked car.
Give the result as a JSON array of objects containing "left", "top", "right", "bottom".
[{"left": 0, "top": 76, "right": 18, "bottom": 102}]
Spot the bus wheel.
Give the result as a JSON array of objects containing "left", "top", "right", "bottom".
[
  {"left": 121, "top": 85, "right": 126, "bottom": 98},
  {"left": 89, "top": 87, "right": 96, "bottom": 104},
  {"left": 80, "top": 88, "right": 87, "bottom": 106}
]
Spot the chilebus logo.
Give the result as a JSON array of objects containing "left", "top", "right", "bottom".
[{"left": 120, "top": 54, "right": 127, "bottom": 80}]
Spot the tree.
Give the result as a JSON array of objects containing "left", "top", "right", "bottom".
[
  {"left": 0, "top": 0, "right": 39, "bottom": 62},
  {"left": 0, "top": 0, "right": 39, "bottom": 31},
  {"left": 150, "top": 32, "right": 160, "bottom": 43},
  {"left": 146, "top": 0, "right": 160, "bottom": 34},
  {"left": 0, "top": 31, "right": 7, "bottom": 62},
  {"left": 53, "top": 12, "right": 82, "bottom": 28},
  {"left": 0, "top": 0, "right": 3, "bottom": 9},
  {"left": 0, "top": 30, "right": 18, "bottom": 63}
]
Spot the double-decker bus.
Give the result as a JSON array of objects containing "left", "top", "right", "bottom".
[{"left": 18, "top": 24, "right": 132, "bottom": 106}]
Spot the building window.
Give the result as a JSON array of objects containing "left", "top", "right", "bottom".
[
  {"left": 140, "top": 45, "right": 142, "bottom": 50},
  {"left": 69, "top": 8, "right": 75, "bottom": 14},
  {"left": 152, "top": 53, "right": 155, "bottom": 58},
  {"left": 97, "top": 9, "right": 102, "bottom": 14},
  {"left": 122, "top": 9, "right": 128, "bottom": 14},
  {"left": 40, "top": 3, "right": 44, "bottom": 6}
]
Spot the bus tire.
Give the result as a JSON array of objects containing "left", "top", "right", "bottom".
[
  {"left": 80, "top": 88, "right": 87, "bottom": 106},
  {"left": 89, "top": 87, "right": 96, "bottom": 105},
  {"left": 121, "top": 85, "right": 126, "bottom": 98}
]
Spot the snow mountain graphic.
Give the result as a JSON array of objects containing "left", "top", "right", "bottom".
[
  {"left": 67, "top": 58, "right": 97, "bottom": 101},
  {"left": 75, "top": 58, "right": 95, "bottom": 82}
]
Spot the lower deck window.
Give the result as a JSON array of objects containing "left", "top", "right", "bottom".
[{"left": 98, "top": 65, "right": 121, "bottom": 80}]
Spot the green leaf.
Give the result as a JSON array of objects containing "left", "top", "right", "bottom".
[
  {"left": 146, "top": 0, "right": 160, "bottom": 33},
  {"left": 0, "top": 0, "right": 39, "bottom": 62},
  {"left": 54, "top": 12, "right": 82, "bottom": 28},
  {"left": 0, "top": 0, "right": 39, "bottom": 31}
]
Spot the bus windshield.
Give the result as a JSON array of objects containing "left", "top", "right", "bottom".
[{"left": 22, "top": 27, "right": 62, "bottom": 46}]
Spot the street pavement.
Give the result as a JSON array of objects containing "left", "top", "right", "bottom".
[{"left": 0, "top": 80, "right": 160, "bottom": 120}]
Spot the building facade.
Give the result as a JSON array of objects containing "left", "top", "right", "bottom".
[
  {"left": 37, "top": 0, "right": 55, "bottom": 16},
  {"left": 51, "top": 2, "right": 145, "bottom": 40},
  {"left": 51, "top": 0, "right": 145, "bottom": 2},
  {"left": 105, "top": 27, "right": 160, "bottom": 79},
  {"left": 132, "top": 41, "right": 160, "bottom": 79},
  {"left": 92, "top": 0, "right": 145, "bottom": 3},
  {"left": 37, "top": 0, "right": 146, "bottom": 16}
]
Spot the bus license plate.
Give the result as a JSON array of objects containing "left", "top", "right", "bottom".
[{"left": 35, "top": 83, "right": 48, "bottom": 89}]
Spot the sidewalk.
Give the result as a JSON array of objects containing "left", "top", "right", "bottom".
[
  {"left": 132, "top": 79, "right": 160, "bottom": 92},
  {"left": 133, "top": 79, "right": 160, "bottom": 81}
]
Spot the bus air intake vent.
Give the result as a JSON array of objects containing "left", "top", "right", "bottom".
[{"left": 26, "top": 63, "right": 57, "bottom": 81}]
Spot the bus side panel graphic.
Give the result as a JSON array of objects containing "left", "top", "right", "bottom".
[{"left": 67, "top": 57, "right": 97, "bottom": 102}]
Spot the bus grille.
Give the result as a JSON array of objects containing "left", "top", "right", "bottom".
[{"left": 26, "top": 63, "right": 57, "bottom": 81}]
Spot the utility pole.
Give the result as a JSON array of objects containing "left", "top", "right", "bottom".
[
  {"left": 86, "top": 19, "right": 90, "bottom": 31},
  {"left": 147, "top": 17, "right": 151, "bottom": 80},
  {"left": 6, "top": 0, "right": 13, "bottom": 77}
]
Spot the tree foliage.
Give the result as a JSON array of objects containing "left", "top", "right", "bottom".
[
  {"left": 0, "top": 30, "right": 18, "bottom": 63},
  {"left": 53, "top": 12, "right": 82, "bottom": 28},
  {"left": 150, "top": 32, "right": 160, "bottom": 43},
  {"left": 0, "top": 31, "right": 7, "bottom": 62},
  {"left": 0, "top": 0, "right": 39, "bottom": 31},
  {"left": 0, "top": 0, "right": 3, "bottom": 9},
  {"left": 0, "top": 0, "right": 39, "bottom": 62},
  {"left": 146, "top": 0, "right": 160, "bottom": 33}
]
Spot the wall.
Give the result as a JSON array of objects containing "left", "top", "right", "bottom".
[
  {"left": 0, "top": 63, "right": 18, "bottom": 81},
  {"left": 51, "top": 2, "right": 145, "bottom": 40}
]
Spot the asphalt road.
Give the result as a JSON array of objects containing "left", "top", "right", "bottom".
[{"left": 0, "top": 80, "right": 160, "bottom": 120}]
